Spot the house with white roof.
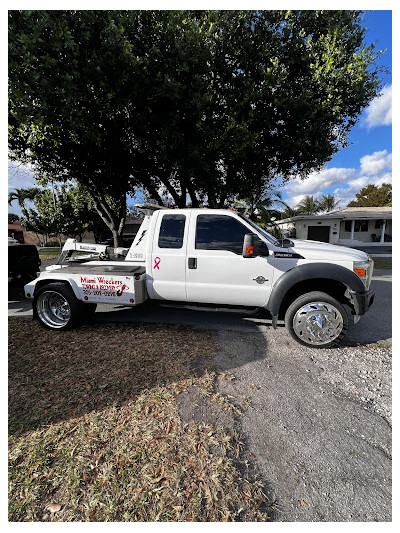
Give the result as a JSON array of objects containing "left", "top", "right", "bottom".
[{"left": 271, "top": 207, "right": 392, "bottom": 247}]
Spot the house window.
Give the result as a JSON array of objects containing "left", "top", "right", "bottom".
[
  {"left": 354, "top": 220, "right": 368, "bottom": 232},
  {"left": 344, "top": 220, "right": 368, "bottom": 232},
  {"left": 375, "top": 219, "right": 384, "bottom": 229}
]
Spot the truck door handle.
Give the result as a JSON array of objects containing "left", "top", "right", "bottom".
[{"left": 188, "top": 257, "right": 197, "bottom": 269}]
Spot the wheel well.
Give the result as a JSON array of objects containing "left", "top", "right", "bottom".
[
  {"left": 277, "top": 278, "right": 349, "bottom": 319},
  {"left": 33, "top": 279, "right": 72, "bottom": 296}
]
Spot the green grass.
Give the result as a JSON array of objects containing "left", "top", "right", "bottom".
[
  {"left": 9, "top": 319, "right": 270, "bottom": 522},
  {"left": 38, "top": 248, "right": 61, "bottom": 261},
  {"left": 38, "top": 249, "right": 90, "bottom": 262},
  {"left": 372, "top": 258, "right": 392, "bottom": 269}
]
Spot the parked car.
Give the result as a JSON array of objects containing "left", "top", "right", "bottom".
[{"left": 8, "top": 238, "right": 41, "bottom": 283}]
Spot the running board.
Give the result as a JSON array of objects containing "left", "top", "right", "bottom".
[{"left": 158, "top": 302, "right": 262, "bottom": 316}]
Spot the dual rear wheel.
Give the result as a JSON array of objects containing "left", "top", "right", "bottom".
[{"left": 34, "top": 283, "right": 96, "bottom": 331}]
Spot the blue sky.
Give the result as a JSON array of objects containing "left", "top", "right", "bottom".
[{"left": 8, "top": 10, "right": 392, "bottom": 215}]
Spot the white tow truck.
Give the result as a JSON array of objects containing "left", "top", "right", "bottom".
[{"left": 24, "top": 203, "right": 375, "bottom": 348}]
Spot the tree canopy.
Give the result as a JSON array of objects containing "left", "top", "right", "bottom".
[
  {"left": 347, "top": 183, "right": 392, "bottom": 207},
  {"left": 319, "top": 194, "right": 340, "bottom": 212},
  {"left": 296, "top": 195, "right": 321, "bottom": 215},
  {"left": 9, "top": 10, "right": 384, "bottom": 245}
]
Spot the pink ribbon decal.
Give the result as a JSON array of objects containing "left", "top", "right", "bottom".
[{"left": 154, "top": 257, "right": 161, "bottom": 270}]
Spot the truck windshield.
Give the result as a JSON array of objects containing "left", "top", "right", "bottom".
[{"left": 237, "top": 213, "right": 279, "bottom": 245}]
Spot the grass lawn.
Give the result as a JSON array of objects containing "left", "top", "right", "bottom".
[
  {"left": 9, "top": 319, "right": 270, "bottom": 522},
  {"left": 38, "top": 248, "right": 61, "bottom": 261},
  {"left": 38, "top": 249, "right": 90, "bottom": 262},
  {"left": 372, "top": 258, "right": 392, "bottom": 269}
]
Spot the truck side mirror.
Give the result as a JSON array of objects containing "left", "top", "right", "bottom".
[{"left": 242, "top": 233, "right": 255, "bottom": 258}]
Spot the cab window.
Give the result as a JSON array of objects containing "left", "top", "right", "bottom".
[
  {"left": 158, "top": 214, "right": 186, "bottom": 249},
  {"left": 195, "top": 214, "right": 249, "bottom": 254}
]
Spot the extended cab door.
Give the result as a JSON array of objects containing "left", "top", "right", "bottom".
[
  {"left": 149, "top": 211, "right": 188, "bottom": 301},
  {"left": 185, "top": 212, "right": 275, "bottom": 307}
]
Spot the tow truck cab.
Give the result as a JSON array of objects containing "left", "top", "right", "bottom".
[{"left": 24, "top": 205, "right": 375, "bottom": 348}]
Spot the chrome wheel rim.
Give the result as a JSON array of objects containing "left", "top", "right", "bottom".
[
  {"left": 37, "top": 291, "right": 71, "bottom": 328},
  {"left": 293, "top": 301, "right": 344, "bottom": 346}
]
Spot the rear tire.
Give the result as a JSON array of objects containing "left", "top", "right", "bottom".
[
  {"left": 34, "top": 283, "right": 84, "bottom": 331},
  {"left": 285, "top": 291, "right": 348, "bottom": 348}
]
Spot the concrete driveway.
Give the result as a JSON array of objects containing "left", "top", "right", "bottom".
[{"left": 8, "top": 269, "right": 392, "bottom": 521}]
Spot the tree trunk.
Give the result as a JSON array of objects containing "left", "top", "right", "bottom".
[
  {"left": 157, "top": 172, "right": 182, "bottom": 206},
  {"left": 144, "top": 183, "right": 165, "bottom": 206},
  {"left": 207, "top": 188, "right": 217, "bottom": 208},
  {"left": 83, "top": 182, "right": 126, "bottom": 247},
  {"left": 111, "top": 228, "right": 119, "bottom": 249},
  {"left": 187, "top": 181, "right": 200, "bottom": 207}
]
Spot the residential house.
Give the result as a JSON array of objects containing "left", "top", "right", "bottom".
[{"left": 271, "top": 207, "right": 392, "bottom": 247}]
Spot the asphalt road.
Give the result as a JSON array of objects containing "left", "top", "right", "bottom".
[{"left": 8, "top": 269, "right": 392, "bottom": 522}]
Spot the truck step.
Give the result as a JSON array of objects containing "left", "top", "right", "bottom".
[{"left": 158, "top": 301, "right": 262, "bottom": 316}]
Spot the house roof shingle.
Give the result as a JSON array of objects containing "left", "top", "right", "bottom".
[{"left": 275, "top": 206, "right": 392, "bottom": 224}]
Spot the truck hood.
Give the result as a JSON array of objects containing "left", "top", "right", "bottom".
[{"left": 283, "top": 239, "right": 369, "bottom": 262}]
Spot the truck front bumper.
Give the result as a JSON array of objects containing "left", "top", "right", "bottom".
[{"left": 349, "top": 288, "right": 375, "bottom": 316}]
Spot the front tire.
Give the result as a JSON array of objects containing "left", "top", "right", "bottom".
[
  {"left": 285, "top": 291, "right": 348, "bottom": 348},
  {"left": 34, "top": 283, "right": 84, "bottom": 331}
]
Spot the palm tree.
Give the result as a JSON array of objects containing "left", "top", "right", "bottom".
[
  {"left": 296, "top": 195, "right": 321, "bottom": 215},
  {"left": 278, "top": 205, "right": 299, "bottom": 219},
  {"left": 319, "top": 193, "right": 340, "bottom": 212},
  {"left": 235, "top": 188, "right": 292, "bottom": 224},
  {"left": 8, "top": 187, "right": 40, "bottom": 209}
]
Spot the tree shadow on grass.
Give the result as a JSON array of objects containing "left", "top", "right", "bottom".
[{"left": 8, "top": 316, "right": 270, "bottom": 437}]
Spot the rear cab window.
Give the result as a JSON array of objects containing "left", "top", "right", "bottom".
[{"left": 158, "top": 214, "right": 186, "bottom": 249}]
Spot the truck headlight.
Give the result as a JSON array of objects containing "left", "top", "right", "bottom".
[{"left": 353, "top": 259, "right": 373, "bottom": 289}]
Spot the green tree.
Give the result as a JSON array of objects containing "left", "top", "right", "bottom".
[
  {"left": 8, "top": 187, "right": 40, "bottom": 210},
  {"left": 9, "top": 10, "right": 384, "bottom": 245},
  {"left": 347, "top": 183, "right": 392, "bottom": 207},
  {"left": 19, "top": 188, "right": 60, "bottom": 246},
  {"left": 297, "top": 195, "right": 321, "bottom": 215},
  {"left": 8, "top": 213, "right": 20, "bottom": 223},
  {"left": 278, "top": 206, "right": 299, "bottom": 220},
  {"left": 234, "top": 188, "right": 290, "bottom": 225},
  {"left": 319, "top": 193, "right": 340, "bottom": 212}
]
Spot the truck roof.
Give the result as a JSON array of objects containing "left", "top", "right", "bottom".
[{"left": 136, "top": 205, "right": 241, "bottom": 216}]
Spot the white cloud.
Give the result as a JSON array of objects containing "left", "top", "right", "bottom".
[
  {"left": 283, "top": 150, "right": 392, "bottom": 208},
  {"left": 360, "top": 150, "right": 392, "bottom": 175},
  {"left": 364, "top": 85, "right": 392, "bottom": 129},
  {"left": 8, "top": 161, "right": 36, "bottom": 190},
  {"left": 332, "top": 172, "right": 392, "bottom": 208},
  {"left": 374, "top": 173, "right": 392, "bottom": 187},
  {"left": 284, "top": 167, "right": 357, "bottom": 206}
]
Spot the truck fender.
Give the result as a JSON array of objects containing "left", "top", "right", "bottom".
[
  {"left": 31, "top": 276, "right": 83, "bottom": 301},
  {"left": 266, "top": 262, "right": 365, "bottom": 327}
]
